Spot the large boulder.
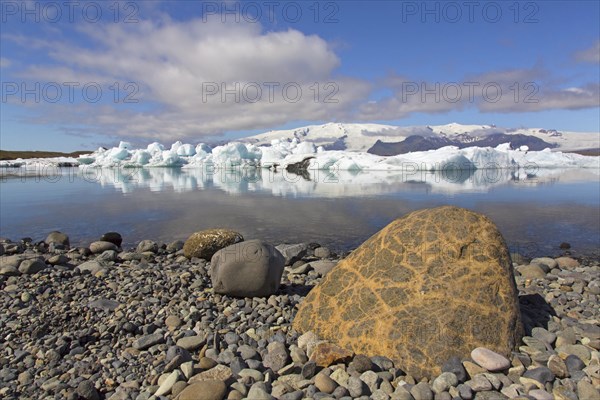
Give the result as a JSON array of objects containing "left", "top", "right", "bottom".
[
  {"left": 183, "top": 229, "right": 243, "bottom": 260},
  {"left": 210, "top": 240, "right": 284, "bottom": 297},
  {"left": 293, "top": 206, "right": 523, "bottom": 379}
]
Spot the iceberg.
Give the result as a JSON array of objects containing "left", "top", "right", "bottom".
[{"left": 1, "top": 138, "right": 598, "bottom": 173}]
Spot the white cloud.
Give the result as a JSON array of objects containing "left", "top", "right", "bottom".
[
  {"left": 9, "top": 16, "right": 370, "bottom": 141},
  {"left": 575, "top": 41, "right": 600, "bottom": 64},
  {"left": 0, "top": 58, "right": 11, "bottom": 68},
  {"left": 358, "top": 68, "right": 599, "bottom": 120}
]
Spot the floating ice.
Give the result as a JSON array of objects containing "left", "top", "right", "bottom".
[{"left": 1, "top": 137, "right": 598, "bottom": 173}]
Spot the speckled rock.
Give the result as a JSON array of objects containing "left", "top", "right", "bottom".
[
  {"left": 293, "top": 206, "right": 523, "bottom": 378},
  {"left": 183, "top": 229, "right": 243, "bottom": 260}
]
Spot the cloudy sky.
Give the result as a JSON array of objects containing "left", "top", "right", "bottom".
[{"left": 1, "top": 0, "right": 599, "bottom": 151}]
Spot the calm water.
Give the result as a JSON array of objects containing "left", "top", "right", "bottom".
[{"left": 1, "top": 166, "right": 599, "bottom": 257}]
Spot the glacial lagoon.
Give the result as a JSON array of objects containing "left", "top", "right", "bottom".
[{"left": 1, "top": 166, "right": 599, "bottom": 257}]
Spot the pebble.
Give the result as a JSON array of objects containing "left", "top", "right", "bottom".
[
  {"left": 432, "top": 372, "right": 458, "bottom": 393},
  {"left": 178, "top": 380, "right": 227, "bottom": 400},
  {"left": 154, "top": 370, "right": 180, "bottom": 396},
  {"left": 471, "top": 348, "right": 511, "bottom": 371},
  {"left": 176, "top": 335, "right": 206, "bottom": 350},
  {"left": 0, "top": 236, "right": 598, "bottom": 400},
  {"left": 523, "top": 367, "right": 554, "bottom": 384},
  {"left": 410, "top": 381, "right": 434, "bottom": 400},
  {"left": 315, "top": 373, "right": 337, "bottom": 394},
  {"left": 133, "top": 333, "right": 164, "bottom": 350}
]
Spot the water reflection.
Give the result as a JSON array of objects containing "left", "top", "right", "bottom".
[
  {"left": 1, "top": 166, "right": 598, "bottom": 257},
  {"left": 64, "top": 166, "right": 600, "bottom": 196}
]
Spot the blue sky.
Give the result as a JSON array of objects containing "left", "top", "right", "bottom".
[{"left": 1, "top": 0, "right": 599, "bottom": 151}]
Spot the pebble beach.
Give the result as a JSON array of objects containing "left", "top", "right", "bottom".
[{"left": 0, "top": 230, "right": 599, "bottom": 400}]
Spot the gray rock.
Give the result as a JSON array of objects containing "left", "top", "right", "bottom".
[
  {"left": 166, "top": 346, "right": 192, "bottom": 363},
  {"left": 314, "top": 247, "right": 331, "bottom": 258},
  {"left": 238, "top": 368, "right": 264, "bottom": 382},
  {"left": 137, "top": 240, "right": 158, "bottom": 253},
  {"left": 360, "top": 370, "right": 380, "bottom": 393},
  {"left": 18, "top": 259, "right": 46, "bottom": 274},
  {"left": 347, "top": 376, "right": 369, "bottom": 397},
  {"left": 565, "top": 355, "right": 586, "bottom": 373},
  {"left": 76, "top": 380, "right": 100, "bottom": 400},
  {"left": 371, "top": 356, "right": 394, "bottom": 371},
  {"left": 467, "top": 375, "right": 493, "bottom": 392},
  {"left": 472, "top": 392, "right": 508, "bottom": 400},
  {"left": 237, "top": 344, "right": 259, "bottom": 361},
  {"left": 263, "top": 341, "right": 290, "bottom": 372},
  {"left": 210, "top": 240, "right": 285, "bottom": 298},
  {"left": 517, "top": 264, "right": 546, "bottom": 279},
  {"left": 176, "top": 335, "right": 206, "bottom": 351},
  {"left": 275, "top": 243, "right": 308, "bottom": 265},
  {"left": 350, "top": 354, "right": 374, "bottom": 373},
  {"left": 97, "top": 250, "right": 118, "bottom": 262},
  {"left": 530, "top": 257, "right": 558, "bottom": 270},
  {"left": 393, "top": 385, "right": 414, "bottom": 400},
  {"left": 432, "top": 372, "right": 458, "bottom": 394},
  {"left": 247, "top": 383, "right": 275, "bottom": 400},
  {"left": 45, "top": 231, "right": 70, "bottom": 247},
  {"left": 531, "top": 327, "right": 556, "bottom": 346},
  {"left": 88, "top": 298, "right": 120, "bottom": 312},
  {"left": 523, "top": 367, "right": 554, "bottom": 384},
  {"left": 89, "top": 241, "right": 118, "bottom": 254},
  {"left": 442, "top": 356, "right": 468, "bottom": 382},
  {"left": 309, "top": 260, "right": 337, "bottom": 277},
  {"left": 280, "top": 391, "right": 304, "bottom": 400},
  {"left": 133, "top": 333, "right": 164, "bottom": 350},
  {"left": 301, "top": 361, "right": 317, "bottom": 379},
  {"left": 166, "top": 240, "right": 184, "bottom": 253},
  {"left": 410, "top": 382, "right": 433, "bottom": 400},
  {"left": 77, "top": 260, "right": 108, "bottom": 275},
  {"left": 47, "top": 254, "right": 69, "bottom": 265},
  {"left": 458, "top": 384, "right": 473, "bottom": 400},
  {"left": 0, "top": 265, "right": 20, "bottom": 276}
]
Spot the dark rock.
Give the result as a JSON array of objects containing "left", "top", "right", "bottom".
[
  {"left": 442, "top": 356, "right": 468, "bottom": 382},
  {"left": 522, "top": 367, "right": 554, "bottom": 384},
  {"left": 100, "top": 232, "right": 122, "bottom": 247}
]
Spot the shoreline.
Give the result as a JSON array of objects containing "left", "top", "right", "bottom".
[{"left": 1, "top": 234, "right": 599, "bottom": 400}]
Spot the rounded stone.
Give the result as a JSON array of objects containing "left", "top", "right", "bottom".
[
  {"left": 315, "top": 373, "right": 337, "bottom": 394},
  {"left": 210, "top": 240, "right": 284, "bottom": 298},
  {"left": 177, "top": 380, "right": 226, "bottom": 400},
  {"left": 183, "top": 229, "right": 243, "bottom": 260},
  {"left": 471, "top": 348, "right": 511, "bottom": 372},
  {"left": 293, "top": 206, "right": 523, "bottom": 379},
  {"left": 45, "top": 231, "right": 70, "bottom": 247},
  {"left": 76, "top": 380, "right": 100, "bottom": 400},
  {"left": 18, "top": 259, "right": 46, "bottom": 274},
  {"left": 432, "top": 372, "right": 459, "bottom": 394},
  {"left": 89, "top": 241, "right": 118, "bottom": 254},
  {"left": 100, "top": 232, "right": 122, "bottom": 247}
]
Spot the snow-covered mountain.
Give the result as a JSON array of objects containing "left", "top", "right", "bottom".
[{"left": 241, "top": 122, "right": 599, "bottom": 153}]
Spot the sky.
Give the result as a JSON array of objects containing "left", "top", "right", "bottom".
[{"left": 0, "top": 0, "right": 599, "bottom": 151}]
